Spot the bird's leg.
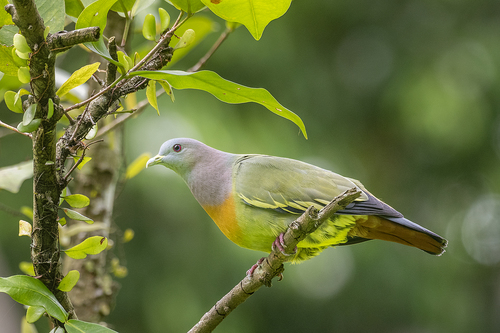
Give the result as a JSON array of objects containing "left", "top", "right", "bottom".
[
  {"left": 246, "top": 257, "right": 265, "bottom": 276},
  {"left": 271, "top": 232, "right": 297, "bottom": 255}
]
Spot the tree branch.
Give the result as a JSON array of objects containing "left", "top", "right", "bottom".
[
  {"left": 188, "top": 188, "right": 362, "bottom": 333},
  {"left": 47, "top": 27, "right": 100, "bottom": 54}
]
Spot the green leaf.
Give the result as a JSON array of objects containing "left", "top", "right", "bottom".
[
  {"left": 57, "top": 270, "right": 80, "bottom": 292},
  {"left": 58, "top": 217, "right": 67, "bottom": 226},
  {"left": 110, "top": 0, "right": 136, "bottom": 13},
  {"left": 57, "top": 63, "right": 101, "bottom": 97},
  {"left": 73, "top": 156, "right": 92, "bottom": 170},
  {"left": 0, "top": 275, "right": 68, "bottom": 323},
  {"left": 130, "top": 70, "right": 307, "bottom": 138},
  {"left": 159, "top": 7, "right": 170, "bottom": 33},
  {"left": 65, "top": 0, "right": 85, "bottom": 18},
  {"left": 65, "top": 319, "right": 119, "bottom": 333},
  {"left": 26, "top": 305, "right": 45, "bottom": 323},
  {"left": 173, "top": 28, "right": 195, "bottom": 50},
  {"left": 201, "top": 0, "right": 292, "bottom": 40},
  {"left": 146, "top": 80, "right": 159, "bottom": 115},
  {"left": 0, "top": 0, "right": 14, "bottom": 25},
  {"left": 21, "top": 316, "right": 38, "bottom": 333},
  {"left": 142, "top": 13, "right": 156, "bottom": 41},
  {"left": 47, "top": 98, "right": 54, "bottom": 119},
  {"left": 0, "top": 44, "right": 19, "bottom": 76},
  {"left": 126, "top": 153, "right": 151, "bottom": 179},
  {"left": 75, "top": 0, "right": 119, "bottom": 63},
  {"left": 63, "top": 208, "right": 94, "bottom": 223},
  {"left": 158, "top": 80, "right": 175, "bottom": 102},
  {"left": 4, "top": 90, "right": 23, "bottom": 113},
  {"left": 36, "top": 0, "right": 65, "bottom": 33},
  {"left": 63, "top": 194, "right": 90, "bottom": 208},
  {"left": 22, "top": 104, "right": 37, "bottom": 126},
  {"left": 17, "top": 66, "right": 30, "bottom": 83},
  {"left": 165, "top": 0, "right": 205, "bottom": 14},
  {"left": 17, "top": 119, "right": 41, "bottom": 133},
  {"left": 0, "top": 160, "right": 33, "bottom": 193},
  {"left": 168, "top": 15, "right": 214, "bottom": 66},
  {"left": 13, "top": 34, "right": 31, "bottom": 53},
  {"left": 64, "top": 236, "right": 108, "bottom": 259},
  {"left": 19, "top": 262, "right": 35, "bottom": 276}
]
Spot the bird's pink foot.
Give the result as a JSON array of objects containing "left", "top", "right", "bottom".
[
  {"left": 246, "top": 257, "right": 265, "bottom": 276},
  {"left": 271, "top": 232, "right": 297, "bottom": 256}
]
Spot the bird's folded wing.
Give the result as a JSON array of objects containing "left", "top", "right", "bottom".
[{"left": 234, "top": 154, "right": 374, "bottom": 214}]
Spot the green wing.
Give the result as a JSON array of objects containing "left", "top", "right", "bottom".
[{"left": 233, "top": 154, "right": 369, "bottom": 213}]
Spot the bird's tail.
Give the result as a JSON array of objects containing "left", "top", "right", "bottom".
[{"left": 349, "top": 216, "right": 447, "bottom": 255}]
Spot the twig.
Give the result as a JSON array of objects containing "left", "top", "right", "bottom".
[
  {"left": 188, "top": 28, "right": 232, "bottom": 72},
  {"left": 62, "top": 139, "right": 104, "bottom": 182},
  {"left": 0, "top": 120, "right": 33, "bottom": 138},
  {"left": 188, "top": 188, "right": 362, "bottom": 333}
]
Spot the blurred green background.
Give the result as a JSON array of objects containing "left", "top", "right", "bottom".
[{"left": 2, "top": 0, "right": 500, "bottom": 332}]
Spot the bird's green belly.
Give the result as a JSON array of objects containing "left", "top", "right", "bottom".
[{"left": 235, "top": 204, "right": 363, "bottom": 262}]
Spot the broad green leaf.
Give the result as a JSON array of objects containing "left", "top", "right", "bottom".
[
  {"left": 146, "top": 80, "right": 159, "bottom": 115},
  {"left": 0, "top": 0, "right": 14, "bottom": 25},
  {"left": 65, "top": 319, "right": 119, "bottom": 333},
  {"left": 168, "top": 15, "right": 214, "bottom": 66},
  {"left": 63, "top": 194, "right": 90, "bottom": 208},
  {"left": 65, "top": 0, "right": 85, "bottom": 18},
  {"left": 57, "top": 63, "right": 101, "bottom": 97},
  {"left": 165, "top": 0, "right": 205, "bottom": 14},
  {"left": 63, "top": 208, "right": 94, "bottom": 223},
  {"left": 0, "top": 275, "right": 68, "bottom": 323},
  {"left": 72, "top": 156, "right": 92, "bottom": 170},
  {"left": 26, "top": 305, "right": 45, "bottom": 323},
  {"left": 22, "top": 104, "right": 37, "bottom": 126},
  {"left": 0, "top": 44, "right": 19, "bottom": 76},
  {"left": 130, "top": 70, "right": 307, "bottom": 138},
  {"left": 64, "top": 236, "right": 108, "bottom": 259},
  {"left": 0, "top": 160, "right": 33, "bottom": 193},
  {"left": 75, "top": 0, "right": 119, "bottom": 63},
  {"left": 36, "top": 0, "right": 65, "bottom": 33},
  {"left": 110, "top": 0, "right": 136, "bottom": 13},
  {"left": 201, "top": 0, "right": 292, "bottom": 40},
  {"left": 19, "top": 220, "right": 32, "bottom": 237},
  {"left": 57, "top": 270, "right": 80, "bottom": 292},
  {"left": 0, "top": 25, "right": 17, "bottom": 46},
  {"left": 19, "top": 262, "right": 35, "bottom": 276},
  {"left": 126, "top": 153, "right": 151, "bottom": 179},
  {"left": 17, "top": 66, "right": 30, "bottom": 83}
]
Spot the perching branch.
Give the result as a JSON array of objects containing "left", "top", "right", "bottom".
[
  {"left": 0, "top": 120, "right": 33, "bottom": 138},
  {"left": 188, "top": 188, "right": 362, "bottom": 333},
  {"left": 47, "top": 27, "right": 100, "bottom": 54}
]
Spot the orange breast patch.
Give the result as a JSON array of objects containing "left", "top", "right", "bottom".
[{"left": 202, "top": 196, "right": 242, "bottom": 245}]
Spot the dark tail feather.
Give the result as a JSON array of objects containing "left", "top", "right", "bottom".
[{"left": 348, "top": 216, "right": 448, "bottom": 255}]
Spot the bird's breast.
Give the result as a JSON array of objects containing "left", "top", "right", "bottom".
[{"left": 201, "top": 196, "right": 244, "bottom": 246}]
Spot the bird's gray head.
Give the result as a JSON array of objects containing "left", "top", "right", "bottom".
[{"left": 146, "top": 138, "right": 211, "bottom": 177}]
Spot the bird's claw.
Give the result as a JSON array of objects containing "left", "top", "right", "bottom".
[
  {"left": 271, "top": 232, "right": 297, "bottom": 256},
  {"left": 246, "top": 257, "right": 265, "bottom": 276}
]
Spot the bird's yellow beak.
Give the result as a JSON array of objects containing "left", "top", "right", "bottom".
[{"left": 146, "top": 155, "right": 164, "bottom": 168}]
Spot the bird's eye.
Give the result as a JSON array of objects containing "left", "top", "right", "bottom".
[{"left": 173, "top": 144, "right": 182, "bottom": 152}]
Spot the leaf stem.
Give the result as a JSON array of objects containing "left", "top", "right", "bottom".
[{"left": 188, "top": 27, "right": 232, "bottom": 72}]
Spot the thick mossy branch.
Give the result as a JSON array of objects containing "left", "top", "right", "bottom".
[
  {"left": 47, "top": 27, "right": 100, "bottom": 54},
  {"left": 188, "top": 188, "right": 362, "bottom": 333}
]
